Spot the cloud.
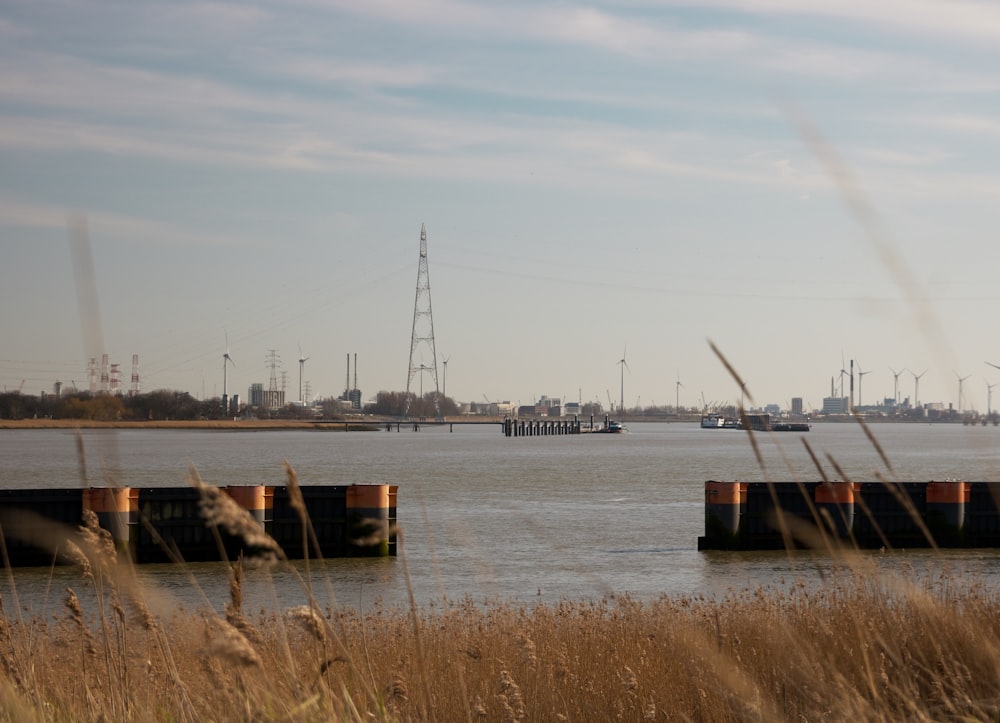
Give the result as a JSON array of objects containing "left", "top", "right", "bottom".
[
  {"left": 701, "top": 0, "right": 1000, "bottom": 43},
  {"left": 0, "top": 195, "right": 255, "bottom": 249}
]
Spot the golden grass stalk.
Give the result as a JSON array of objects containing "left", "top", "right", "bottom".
[{"left": 189, "top": 465, "right": 285, "bottom": 564}]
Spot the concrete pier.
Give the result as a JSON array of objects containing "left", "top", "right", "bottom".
[
  {"left": 698, "top": 480, "right": 1000, "bottom": 550},
  {"left": 0, "top": 484, "right": 397, "bottom": 566}
]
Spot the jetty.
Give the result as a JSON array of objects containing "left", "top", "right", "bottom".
[
  {"left": 0, "top": 484, "right": 397, "bottom": 567},
  {"left": 699, "top": 479, "right": 1000, "bottom": 550}
]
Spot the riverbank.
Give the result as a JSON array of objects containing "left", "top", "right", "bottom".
[
  {"left": 0, "top": 418, "right": 365, "bottom": 430},
  {"left": 0, "top": 417, "right": 510, "bottom": 430},
  {"left": 3, "top": 555, "right": 998, "bottom": 722}
]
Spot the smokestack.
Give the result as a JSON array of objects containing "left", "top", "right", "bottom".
[
  {"left": 353, "top": 353, "right": 357, "bottom": 392},
  {"left": 850, "top": 359, "right": 854, "bottom": 410},
  {"left": 345, "top": 353, "right": 350, "bottom": 397}
]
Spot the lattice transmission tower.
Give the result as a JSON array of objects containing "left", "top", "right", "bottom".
[
  {"left": 266, "top": 349, "right": 281, "bottom": 409},
  {"left": 404, "top": 223, "right": 440, "bottom": 417}
]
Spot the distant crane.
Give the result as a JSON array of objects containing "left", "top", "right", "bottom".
[
  {"left": 606, "top": 389, "right": 614, "bottom": 413},
  {"left": 956, "top": 372, "right": 971, "bottom": 412}
]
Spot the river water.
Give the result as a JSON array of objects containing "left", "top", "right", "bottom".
[{"left": 3, "top": 421, "right": 1000, "bottom": 616}]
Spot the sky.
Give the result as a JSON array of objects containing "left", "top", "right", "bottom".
[{"left": 3, "top": 0, "right": 1000, "bottom": 414}]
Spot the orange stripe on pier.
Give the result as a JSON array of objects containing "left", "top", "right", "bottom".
[
  {"left": 347, "top": 484, "right": 391, "bottom": 510},
  {"left": 705, "top": 481, "right": 745, "bottom": 504},
  {"left": 815, "top": 482, "right": 855, "bottom": 504},
  {"left": 83, "top": 487, "right": 138, "bottom": 514},
  {"left": 225, "top": 485, "right": 272, "bottom": 511},
  {"left": 926, "top": 480, "right": 967, "bottom": 504}
]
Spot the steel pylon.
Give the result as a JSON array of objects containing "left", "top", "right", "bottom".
[{"left": 404, "top": 223, "right": 440, "bottom": 416}]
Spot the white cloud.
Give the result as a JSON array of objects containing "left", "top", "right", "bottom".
[
  {"left": 0, "top": 194, "right": 256, "bottom": 249},
  {"left": 663, "top": 0, "right": 1000, "bottom": 43}
]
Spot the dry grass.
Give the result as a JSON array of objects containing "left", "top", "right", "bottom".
[
  {"left": 4, "top": 408, "right": 998, "bottom": 721},
  {"left": 2, "top": 423, "right": 1000, "bottom": 721},
  {"left": 2, "top": 421, "right": 999, "bottom": 720},
  {"left": 2, "top": 544, "right": 1000, "bottom": 721}
]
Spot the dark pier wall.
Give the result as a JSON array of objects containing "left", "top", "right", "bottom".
[
  {"left": 0, "top": 484, "right": 397, "bottom": 567},
  {"left": 699, "top": 480, "right": 996, "bottom": 551}
]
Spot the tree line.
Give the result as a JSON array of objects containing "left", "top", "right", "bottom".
[{"left": 0, "top": 389, "right": 465, "bottom": 421}]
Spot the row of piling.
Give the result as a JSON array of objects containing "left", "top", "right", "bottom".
[
  {"left": 502, "top": 416, "right": 584, "bottom": 436},
  {"left": 698, "top": 479, "right": 1000, "bottom": 550},
  {"left": 0, "top": 484, "right": 397, "bottom": 566}
]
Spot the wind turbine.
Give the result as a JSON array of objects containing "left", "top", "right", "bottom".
[
  {"left": 297, "top": 344, "right": 310, "bottom": 404},
  {"left": 617, "top": 347, "right": 630, "bottom": 415},
  {"left": 837, "top": 367, "right": 848, "bottom": 399},
  {"left": 222, "top": 334, "right": 235, "bottom": 414},
  {"left": 675, "top": 371, "right": 685, "bottom": 415},
  {"left": 956, "top": 372, "right": 971, "bottom": 412},
  {"left": 838, "top": 352, "right": 848, "bottom": 399},
  {"left": 911, "top": 369, "right": 926, "bottom": 409},
  {"left": 889, "top": 367, "right": 904, "bottom": 405},
  {"left": 988, "top": 380, "right": 996, "bottom": 418},
  {"left": 856, "top": 362, "right": 872, "bottom": 408},
  {"left": 987, "top": 361, "right": 1000, "bottom": 373},
  {"left": 442, "top": 355, "right": 449, "bottom": 400}
]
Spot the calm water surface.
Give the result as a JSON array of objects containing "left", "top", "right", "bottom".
[{"left": 4, "top": 421, "right": 1000, "bottom": 615}]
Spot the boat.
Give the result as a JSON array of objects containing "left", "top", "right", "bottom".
[
  {"left": 700, "top": 412, "right": 809, "bottom": 432},
  {"left": 594, "top": 417, "right": 626, "bottom": 433},
  {"left": 772, "top": 422, "right": 811, "bottom": 432},
  {"left": 701, "top": 413, "right": 741, "bottom": 428}
]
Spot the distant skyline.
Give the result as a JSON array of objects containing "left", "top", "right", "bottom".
[{"left": 4, "top": 1, "right": 1000, "bottom": 413}]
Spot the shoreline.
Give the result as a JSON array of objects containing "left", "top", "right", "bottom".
[
  {"left": 0, "top": 416, "right": 979, "bottom": 431},
  {"left": 0, "top": 418, "right": 375, "bottom": 430},
  {"left": 0, "top": 417, "right": 507, "bottom": 430}
]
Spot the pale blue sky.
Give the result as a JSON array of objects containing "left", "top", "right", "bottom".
[{"left": 3, "top": 1, "right": 1000, "bottom": 413}]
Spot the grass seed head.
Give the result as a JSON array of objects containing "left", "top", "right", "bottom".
[
  {"left": 190, "top": 469, "right": 284, "bottom": 564},
  {"left": 64, "top": 587, "right": 83, "bottom": 627},
  {"left": 283, "top": 460, "right": 307, "bottom": 524},
  {"left": 205, "top": 618, "right": 262, "bottom": 668},
  {"left": 287, "top": 605, "right": 327, "bottom": 642}
]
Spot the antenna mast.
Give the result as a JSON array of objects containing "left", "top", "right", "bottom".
[{"left": 405, "top": 223, "right": 440, "bottom": 416}]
